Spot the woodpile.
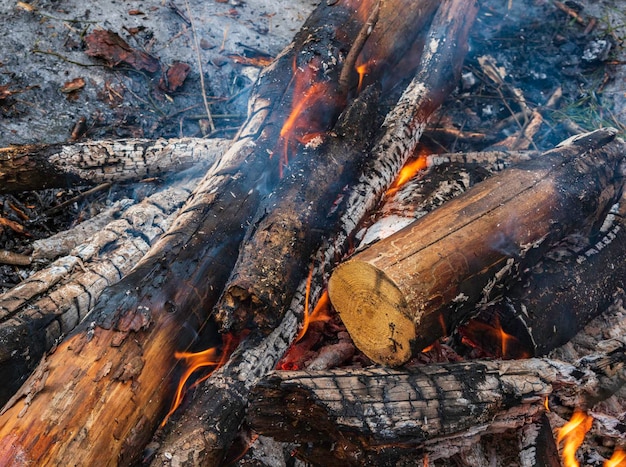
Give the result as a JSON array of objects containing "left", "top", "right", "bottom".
[{"left": 0, "top": 0, "right": 624, "bottom": 466}]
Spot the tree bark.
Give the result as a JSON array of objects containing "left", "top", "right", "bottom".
[
  {"left": 460, "top": 191, "right": 626, "bottom": 358},
  {"left": 328, "top": 128, "right": 624, "bottom": 366},
  {"left": 151, "top": 1, "right": 477, "bottom": 464},
  {"left": 214, "top": 0, "right": 443, "bottom": 333},
  {"left": 0, "top": 1, "right": 455, "bottom": 465},
  {"left": 0, "top": 177, "right": 200, "bottom": 406},
  {"left": 247, "top": 342, "right": 626, "bottom": 466},
  {"left": 0, "top": 138, "right": 228, "bottom": 193}
]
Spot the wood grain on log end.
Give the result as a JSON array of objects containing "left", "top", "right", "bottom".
[{"left": 328, "top": 261, "right": 414, "bottom": 366}]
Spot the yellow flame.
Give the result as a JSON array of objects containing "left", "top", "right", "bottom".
[
  {"left": 605, "top": 448, "right": 626, "bottom": 467},
  {"left": 557, "top": 409, "right": 593, "bottom": 467},
  {"left": 386, "top": 155, "right": 428, "bottom": 196}
]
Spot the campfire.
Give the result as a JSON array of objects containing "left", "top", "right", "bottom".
[{"left": 0, "top": 0, "right": 625, "bottom": 465}]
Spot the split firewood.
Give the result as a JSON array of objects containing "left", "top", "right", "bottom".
[
  {"left": 0, "top": 176, "right": 200, "bottom": 406},
  {"left": 328, "top": 128, "right": 625, "bottom": 366},
  {"left": 357, "top": 149, "right": 536, "bottom": 246},
  {"left": 247, "top": 340, "right": 626, "bottom": 466},
  {"left": 0, "top": 137, "right": 228, "bottom": 193},
  {"left": 152, "top": 1, "right": 478, "bottom": 464},
  {"left": 0, "top": 1, "right": 443, "bottom": 465}
]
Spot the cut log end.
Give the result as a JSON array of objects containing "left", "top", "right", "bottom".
[{"left": 328, "top": 261, "right": 414, "bottom": 366}]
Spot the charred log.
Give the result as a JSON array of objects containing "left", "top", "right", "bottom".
[
  {"left": 247, "top": 342, "right": 626, "bottom": 466},
  {"left": 460, "top": 192, "right": 626, "bottom": 358},
  {"left": 215, "top": 0, "right": 476, "bottom": 337},
  {"left": 0, "top": 177, "right": 200, "bottom": 405},
  {"left": 328, "top": 128, "right": 625, "bottom": 366},
  {"left": 0, "top": 138, "right": 228, "bottom": 193},
  {"left": 151, "top": 1, "right": 477, "bottom": 464},
  {"left": 0, "top": 0, "right": 387, "bottom": 463}
]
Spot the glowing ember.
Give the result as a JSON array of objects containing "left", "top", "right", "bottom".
[
  {"left": 605, "top": 447, "right": 626, "bottom": 467},
  {"left": 557, "top": 409, "right": 593, "bottom": 467},
  {"left": 386, "top": 154, "right": 428, "bottom": 196},
  {"left": 161, "top": 334, "right": 235, "bottom": 426}
]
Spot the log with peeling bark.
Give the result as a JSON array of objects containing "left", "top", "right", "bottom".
[
  {"left": 460, "top": 191, "right": 626, "bottom": 358},
  {"left": 151, "top": 1, "right": 478, "bottom": 464},
  {"left": 0, "top": 138, "right": 228, "bottom": 193},
  {"left": 0, "top": 1, "right": 457, "bottom": 465},
  {"left": 247, "top": 341, "right": 626, "bottom": 466},
  {"left": 328, "top": 128, "right": 625, "bottom": 366},
  {"left": 0, "top": 176, "right": 201, "bottom": 406}
]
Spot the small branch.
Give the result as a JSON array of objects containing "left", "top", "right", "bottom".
[
  {"left": 338, "top": 1, "right": 381, "bottom": 95},
  {"left": 184, "top": 0, "right": 215, "bottom": 132}
]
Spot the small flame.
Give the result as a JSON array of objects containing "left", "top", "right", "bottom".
[
  {"left": 544, "top": 397, "right": 550, "bottom": 412},
  {"left": 297, "top": 288, "right": 332, "bottom": 343},
  {"left": 605, "top": 447, "right": 626, "bottom": 467},
  {"left": 460, "top": 315, "right": 530, "bottom": 359},
  {"left": 557, "top": 409, "right": 593, "bottom": 467},
  {"left": 355, "top": 59, "right": 377, "bottom": 94},
  {"left": 161, "top": 334, "right": 235, "bottom": 426},
  {"left": 277, "top": 57, "right": 336, "bottom": 177},
  {"left": 386, "top": 154, "right": 428, "bottom": 196}
]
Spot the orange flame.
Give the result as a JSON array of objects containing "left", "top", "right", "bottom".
[
  {"left": 544, "top": 397, "right": 550, "bottom": 412},
  {"left": 161, "top": 334, "right": 235, "bottom": 426},
  {"left": 557, "top": 409, "right": 593, "bottom": 467},
  {"left": 297, "top": 287, "right": 332, "bottom": 343},
  {"left": 386, "top": 154, "right": 428, "bottom": 196},
  {"left": 460, "top": 315, "right": 530, "bottom": 359},
  {"left": 355, "top": 59, "right": 378, "bottom": 94},
  {"left": 277, "top": 57, "right": 335, "bottom": 177},
  {"left": 605, "top": 447, "right": 626, "bottom": 467}
]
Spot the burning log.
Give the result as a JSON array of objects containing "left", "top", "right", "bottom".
[
  {"left": 0, "top": 138, "right": 228, "bottom": 193},
  {"left": 0, "top": 0, "right": 469, "bottom": 465},
  {"left": 247, "top": 341, "right": 626, "bottom": 466},
  {"left": 216, "top": 0, "right": 446, "bottom": 333},
  {"left": 0, "top": 177, "right": 200, "bottom": 406},
  {"left": 461, "top": 194, "right": 626, "bottom": 358},
  {"left": 328, "top": 128, "right": 625, "bottom": 366},
  {"left": 151, "top": 1, "right": 477, "bottom": 464}
]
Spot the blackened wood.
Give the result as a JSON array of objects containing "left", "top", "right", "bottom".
[
  {"left": 0, "top": 1, "right": 379, "bottom": 464},
  {"left": 247, "top": 343, "right": 626, "bottom": 465},
  {"left": 328, "top": 129, "right": 624, "bottom": 366},
  {"left": 518, "top": 414, "right": 561, "bottom": 467},
  {"left": 0, "top": 138, "right": 228, "bottom": 193},
  {"left": 0, "top": 178, "right": 199, "bottom": 406},
  {"left": 152, "top": 1, "right": 478, "bottom": 464},
  {"left": 215, "top": 0, "right": 442, "bottom": 334},
  {"left": 462, "top": 192, "right": 626, "bottom": 358},
  {"left": 216, "top": 0, "right": 476, "bottom": 335}
]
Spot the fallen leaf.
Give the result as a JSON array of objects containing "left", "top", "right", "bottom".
[
  {"left": 61, "top": 77, "right": 85, "bottom": 93},
  {"left": 84, "top": 29, "right": 159, "bottom": 73},
  {"left": 16, "top": 1, "right": 36, "bottom": 12},
  {"left": 159, "top": 61, "right": 190, "bottom": 92},
  {"left": 128, "top": 9, "right": 144, "bottom": 15}
]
